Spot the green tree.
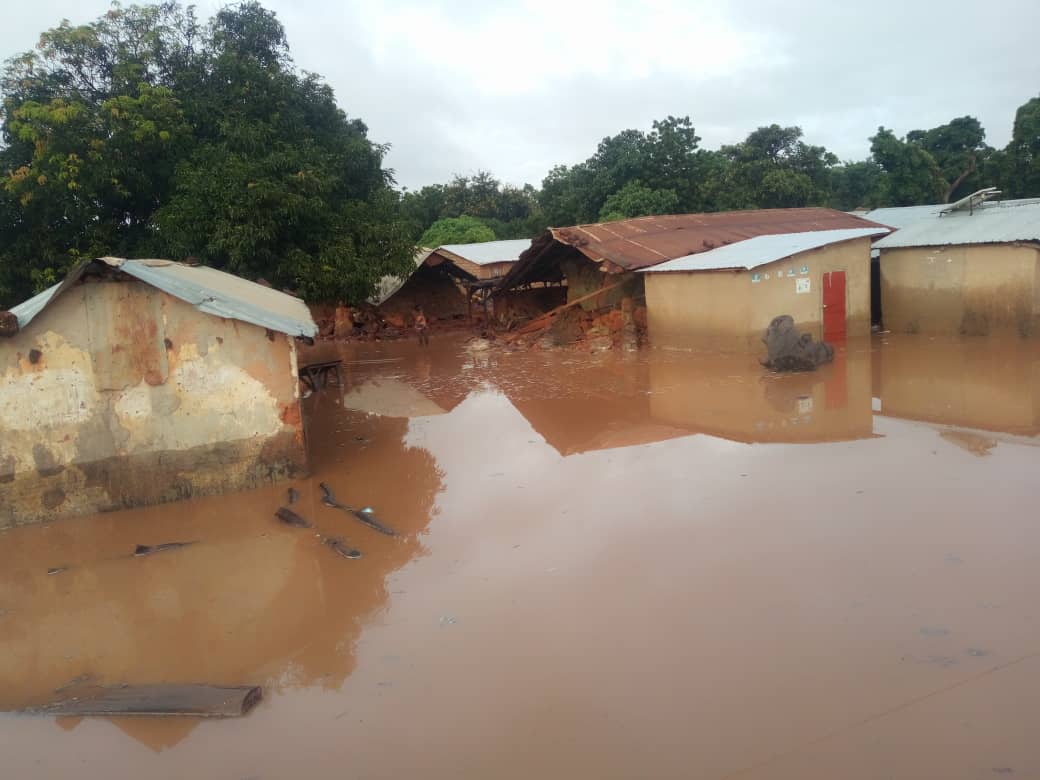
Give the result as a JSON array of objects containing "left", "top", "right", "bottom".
[
  {"left": 599, "top": 181, "right": 679, "bottom": 221},
  {"left": 1005, "top": 96, "right": 1040, "bottom": 198},
  {"left": 907, "top": 116, "right": 992, "bottom": 202},
  {"left": 0, "top": 1, "right": 413, "bottom": 305},
  {"left": 827, "top": 161, "right": 885, "bottom": 210},
  {"left": 419, "top": 215, "right": 496, "bottom": 247},
  {"left": 712, "top": 124, "right": 837, "bottom": 210},
  {"left": 869, "top": 127, "right": 945, "bottom": 206}
]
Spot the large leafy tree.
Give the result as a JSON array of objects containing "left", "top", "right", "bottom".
[
  {"left": 1005, "top": 96, "right": 1040, "bottom": 198},
  {"left": 418, "top": 215, "right": 496, "bottom": 247},
  {"left": 710, "top": 125, "right": 837, "bottom": 210},
  {"left": 599, "top": 181, "right": 678, "bottom": 222},
  {"left": 401, "top": 171, "right": 542, "bottom": 241},
  {"left": 906, "top": 116, "right": 992, "bottom": 202},
  {"left": 0, "top": 1, "right": 413, "bottom": 306},
  {"left": 869, "top": 127, "right": 946, "bottom": 206}
]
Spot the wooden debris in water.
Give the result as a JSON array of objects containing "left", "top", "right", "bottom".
[
  {"left": 20, "top": 684, "right": 262, "bottom": 718},
  {"left": 133, "top": 541, "right": 197, "bottom": 557},
  {"left": 275, "top": 507, "right": 310, "bottom": 528}
]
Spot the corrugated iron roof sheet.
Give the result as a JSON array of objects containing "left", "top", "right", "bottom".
[
  {"left": 640, "top": 228, "right": 888, "bottom": 273},
  {"left": 863, "top": 198, "right": 1040, "bottom": 231},
  {"left": 436, "top": 239, "right": 531, "bottom": 266},
  {"left": 498, "top": 208, "right": 891, "bottom": 289},
  {"left": 873, "top": 201, "right": 1040, "bottom": 249},
  {"left": 10, "top": 257, "right": 317, "bottom": 337}
]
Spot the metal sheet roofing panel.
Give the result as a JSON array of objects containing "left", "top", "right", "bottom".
[
  {"left": 550, "top": 208, "right": 890, "bottom": 271},
  {"left": 10, "top": 258, "right": 317, "bottom": 337},
  {"left": 496, "top": 208, "right": 891, "bottom": 290},
  {"left": 640, "top": 227, "right": 887, "bottom": 273},
  {"left": 436, "top": 239, "right": 531, "bottom": 265},
  {"left": 873, "top": 201, "right": 1040, "bottom": 249}
]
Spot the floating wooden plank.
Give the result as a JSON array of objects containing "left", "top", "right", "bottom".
[{"left": 21, "top": 684, "right": 262, "bottom": 718}]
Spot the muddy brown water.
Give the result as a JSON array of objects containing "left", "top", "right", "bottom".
[{"left": 2, "top": 334, "right": 1040, "bottom": 779}]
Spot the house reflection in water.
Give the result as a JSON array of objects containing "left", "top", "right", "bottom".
[
  {"left": 873, "top": 334, "right": 1040, "bottom": 437},
  {"left": 0, "top": 394, "right": 444, "bottom": 751},
  {"left": 647, "top": 346, "right": 875, "bottom": 444}
]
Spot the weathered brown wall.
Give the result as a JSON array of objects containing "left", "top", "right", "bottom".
[
  {"left": 378, "top": 266, "right": 469, "bottom": 323},
  {"left": 0, "top": 280, "right": 307, "bottom": 528},
  {"left": 880, "top": 243, "right": 1040, "bottom": 336},
  {"left": 645, "top": 237, "right": 872, "bottom": 351},
  {"left": 495, "top": 286, "right": 567, "bottom": 322},
  {"left": 561, "top": 257, "right": 643, "bottom": 311}
]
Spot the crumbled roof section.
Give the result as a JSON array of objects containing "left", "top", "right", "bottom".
[
  {"left": 435, "top": 239, "right": 532, "bottom": 266},
  {"left": 873, "top": 200, "right": 1040, "bottom": 249},
  {"left": 641, "top": 227, "right": 888, "bottom": 273},
  {"left": 10, "top": 257, "right": 317, "bottom": 337}
]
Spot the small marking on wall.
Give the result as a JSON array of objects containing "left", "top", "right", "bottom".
[
  {"left": 799, "top": 265, "right": 809, "bottom": 275},
  {"left": 786, "top": 268, "right": 795, "bottom": 277},
  {"left": 751, "top": 273, "right": 761, "bottom": 283},
  {"left": 796, "top": 278, "right": 811, "bottom": 294}
]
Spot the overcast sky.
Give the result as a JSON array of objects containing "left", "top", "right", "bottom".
[{"left": 4, "top": 1, "right": 1038, "bottom": 190}]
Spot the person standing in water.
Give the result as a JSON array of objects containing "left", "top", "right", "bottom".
[{"left": 413, "top": 305, "right": 429, "bottom": 346}]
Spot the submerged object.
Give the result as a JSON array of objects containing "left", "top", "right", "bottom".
[
  {"left": 319, "top": 482, "right": 396, "bottom": 536},
  {"left": 275, "top": 507, "right": 311, "bottom": 528},
  {"left": 324, "top": 536, "right": 363, "bottom": 560},
  {"left": 20, "top": 684, "right": 263, "bottom": 718}
]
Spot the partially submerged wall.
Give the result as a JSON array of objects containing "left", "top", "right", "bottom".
[
  {"left": 646, "top": 237, "right": 871, "bottom": 351},
  {"left": 880, "top": 243, "right": 1040, "bottom": 336},
  {"left": 0, "top": 279, "right": 307, "bottom": 528}
]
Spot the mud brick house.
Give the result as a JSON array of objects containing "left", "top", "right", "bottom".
[
  {"left": 640, "top": 227, "right": 888, "bottom": 350},
  {"left": 495, "top": 209, "right": 890, "bottom": 337},
  {"left": 379, "top": 239, "right": 531, "bottom": 324},
  {"left": 0, "top": 257, "right": 317, "bottom": 527},
  {"left": 871, "top": 194, "right": 1040, "bottom": 336}
]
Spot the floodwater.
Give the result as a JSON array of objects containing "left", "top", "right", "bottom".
[{"left": 2, "top": 333, "right": 1040, "bottom": 779}]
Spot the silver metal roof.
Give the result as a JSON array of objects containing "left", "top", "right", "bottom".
[
  {"left": 863, "top": 197, "right": 1040, "bottom": 232},
  {"left": 873, "top": 201, "right": 1040, "bottom": 250},
  {"left": 639, "top": 227, "right": 888, "bottom": 273},
  {"left": 436, "top": 238, "right": 531, "bottom": 266},
  {"left": 10, "top": 257, "right": 317, "bottom": 337}
]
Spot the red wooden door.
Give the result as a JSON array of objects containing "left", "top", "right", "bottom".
[{"left": 823, "top": 271, "right": 847, "bottom": 340}]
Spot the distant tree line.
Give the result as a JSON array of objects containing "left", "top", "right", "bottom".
[
  {"left": 1, "top": 1, "right": 1038, "bottom": 307},
  {"left": 410, "top": 106, "right": 1040, "bottom": 246}
]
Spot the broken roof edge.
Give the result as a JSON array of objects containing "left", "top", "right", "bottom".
[{"left": 9, "top": 257, "right": 318, "bottom": 338}]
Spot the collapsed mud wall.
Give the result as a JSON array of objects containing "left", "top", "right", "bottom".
[
  {"left": 378, "top": 266, "right": 469, "bottom": 325},
  {"left": 0, "top": 280, "right": 307, "bottom": 528},
  {"left": 880, "top": 244, "right": 1040, "bottom": 336}
]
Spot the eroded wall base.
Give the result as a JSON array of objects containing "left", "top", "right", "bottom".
[{"left": 0, "top": 432, "right": 307, "bottom": 529}]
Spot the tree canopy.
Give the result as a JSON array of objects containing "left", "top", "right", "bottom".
[
  {"left": 419, "top": 215, "right": 496, "bottom": 247},
  {"left": 0, "top": 1, "right": 414, "bottom": 307},
  {"left": 2, "top": 3, "right": 1038, "bottom": 309}
]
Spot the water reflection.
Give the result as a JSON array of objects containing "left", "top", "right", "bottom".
[
  {"left": 873, "top": 334, "right": 1040, "bottom": 436},
  {"left": 0, "top": 395, "right": 443, "bottom": 750}
]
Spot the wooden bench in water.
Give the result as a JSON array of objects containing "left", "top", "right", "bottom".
[
  {"left": 298, "top": 359, "right": 343, "bottom": 392},
  {"left": 21, "top": 684, "right": 263, "bottom": 718}
]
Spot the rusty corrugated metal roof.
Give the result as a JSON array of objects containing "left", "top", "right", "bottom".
[{"left": 498, "top": 208, "right": 891, "bottom": 289}]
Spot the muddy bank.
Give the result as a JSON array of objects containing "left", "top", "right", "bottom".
[{"left": 2, "top": 334, "right": 1039, "bottom": 779}]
